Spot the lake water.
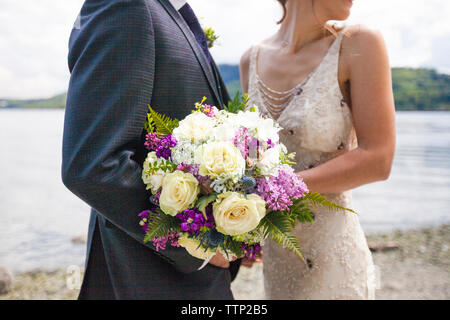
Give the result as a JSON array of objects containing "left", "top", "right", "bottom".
[{"left": 0, "top": 109, "right": 449, "bottom": 273}]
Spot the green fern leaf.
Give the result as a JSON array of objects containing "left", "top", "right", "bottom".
[
  {"left": 304, "top": 192, "right": 357, "bottom": 214},
  {"left": 143, "top": 210, "right": 180, "bottom": 243},
  {"left": 291, "top": 207, "right": 315, "bottom": 224},
  {"left": 147, "top": 105, "right": 179, "bottom": 136},
  {"left": 223, "top": 236, "right": 243, "bottom": 258},
  {"left": 144, "top": 112, "right": 155, "bottom": 133},
  {"left": 258, "top": 211, "right": 305, "bottom": 261}
]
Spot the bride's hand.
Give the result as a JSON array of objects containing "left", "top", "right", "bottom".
[{"left": 241, "top": 251, "right": 263, "bottom": 268}]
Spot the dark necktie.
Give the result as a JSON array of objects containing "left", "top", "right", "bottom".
[{"left": 178, "top": 3, "right": 213, "bottom": 65}]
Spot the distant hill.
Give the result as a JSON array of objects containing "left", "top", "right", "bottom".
[
  {"left": 1, "top": 67, "right": 448, "bottom": 111},
  {"left": 0, "top": 93, "right": 67, "bottom": 109},
  {"left": 392, "top": 68, "right": 450, "bottom": 111}
]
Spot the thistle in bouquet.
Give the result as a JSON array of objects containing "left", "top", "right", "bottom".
[{"left": 138, "top": 93, "right": 355, "bottom": 262}]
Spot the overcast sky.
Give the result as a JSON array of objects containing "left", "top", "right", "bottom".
[{"left": 0, "top": 0, "right": 449, "bottom": 99}]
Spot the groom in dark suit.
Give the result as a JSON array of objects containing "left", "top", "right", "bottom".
[{"left": 62, "top": 0, "right": 240, "bottom": 299}]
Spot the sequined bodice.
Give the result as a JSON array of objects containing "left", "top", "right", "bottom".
[{"left": 249, "top": 32, "right": 357, "bottom": 173}]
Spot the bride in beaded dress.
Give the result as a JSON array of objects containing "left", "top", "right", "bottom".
[{"left": 239, "top": 0, "right": 396, "bottom": 299}]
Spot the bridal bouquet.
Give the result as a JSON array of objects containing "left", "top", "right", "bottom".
[{"left": 138, "top": 94, "right": 351, "bottom": 261}]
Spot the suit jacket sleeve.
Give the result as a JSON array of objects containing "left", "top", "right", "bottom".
[{"left": 62, "top": 0, "right": 203, "bottom": 274}]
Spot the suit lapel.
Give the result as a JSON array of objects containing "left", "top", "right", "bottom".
[
  {"left": 211, "top": 61, "right": 229, "bottom": 108},
  {"left": 158, "top": 0, "right": 221, "bottom": 106}
]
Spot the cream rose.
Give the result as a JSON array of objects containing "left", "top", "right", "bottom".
[
  {"left": 178, "top": 235, "right": 216, "bottom": 260},
  {"left": 195, "top": 141, "right": 245, "bottom": 179},
  {"left": 213, "top": 192, "right": 266, "bottom": 236},
  {"left": 159, "top": 171, "right": 200, "bottom": 216},
  {"left": 142, "top": 152, "right": 166, "bottom": 194},
  {"left": 172, "top": 112, "right": 214, "bottom": 142},
  {"left": 256, "top": 144, "right": 285, "bottom": 176}
]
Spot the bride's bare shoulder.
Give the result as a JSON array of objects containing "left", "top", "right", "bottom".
[
  {"left": 240, "top": 37, "right": 275, "bottom": 71},
  {"left": 341, "top": 24, "right": 387, "bottom": 52},
  {"left": 340, "top": 24, "right": 389, "bottom": 74},
  {"left": 240, "top": 47, "right": 253, "bottom": 73}
]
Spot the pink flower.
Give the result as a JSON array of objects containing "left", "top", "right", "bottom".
[
  {"left": 233, "top": 127, "right": 252, "bottom": 158},
  {"left": 200, "top": 104, "right": 216, "bottom": 117},
  {"left": 152, "top": 231, "right": 180, "bottom": 251},
  {"left": 144, "top": 133, "right": 161, "bottom": 151},
  {"left": 257, "top": 167, "right": 309, "bottom": 211}
]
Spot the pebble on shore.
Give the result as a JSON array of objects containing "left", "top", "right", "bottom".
[
  {"left": 71, "top": 235, "right": 87, "bottom": 245},
  {"left": 1, "top": 224, "right": 449, "bottom": 300},
  {"left": 0, "top": 266, "right": 14, "bottom": 295}
]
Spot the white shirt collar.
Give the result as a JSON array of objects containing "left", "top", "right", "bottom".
[{"left": 169, "top": 0, "right": 187, "bottom": 11}]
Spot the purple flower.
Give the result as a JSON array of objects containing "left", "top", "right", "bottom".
[
  {"left": 241, "top": 243, "right": 262, "bottom": 260},
  {"left": 156, "top": 134, "right": 177, "bottom": 160},
  {"left": 138, "top": 210, "right": 152, "bottom": 232},
  {"left": 256, "top": 167, "right": 309, "bottom": 211},
  {"left": 176, "top": 207, "right": 214, "bottom": 236},
  {"left": 150, "top": 191, "right": 161, "bottom": 206},
  {"left": 177, "top": 163, "right": 209, "bottom": 184},
  {"left": 138, "top": 210, "right": 151, "bottom": 219}
]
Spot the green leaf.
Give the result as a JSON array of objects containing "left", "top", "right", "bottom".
[
  {"left": 224, "top": 91, "right": 247, "bottom": 114},
  {"left": 280, "top": 152, "right": 297, "bottom": 166},
  {"left": 258, "top": 211, "right": 305, "bottom": 261},
  {"left": 147, "top": 105, "right": 179, "bottom": 136},
  {"left": 292, "top": 207, "right": 315, "bottom": 224},
  {"left": 281, "top": 197, "right": 314, "bottom": 224},
  {"left": 304, "top": 192, "right": 357, "bottom": 214},
  {"left": 195, "top": 194, "right": 218, "bottom": 219},
  {"left": 143, "top": 210, "right": 180, "bottom": 243},
  {"left": 223, "top": 235, "right": 243, "bottom": 258},
  {"left": 144, "top": 112, "right": 155, "bottom": 134},
  {"left": 143, "top": 158, "right": 177, "bottom": 175}
]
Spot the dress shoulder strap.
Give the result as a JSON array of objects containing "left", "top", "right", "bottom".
[
  {"left": 249, "top": 45, "right": 260, "bottom": 75},
  {"left": 323, "top": 31, "right": 345, "bottom": 82},
  {"left": 328, "top": 31, "right": 345, "bottom": 58},
  {"left": 247, "top": 45, "right": 260, "bottom": 95}
]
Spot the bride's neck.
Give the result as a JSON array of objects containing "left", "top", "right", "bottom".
[{"left": 277, "top": 0, "right": 327, "bottom": 53}]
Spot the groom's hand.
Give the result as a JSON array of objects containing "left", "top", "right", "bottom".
[{"left": 209, "top": 252, "right": 236, "bottom": 269}]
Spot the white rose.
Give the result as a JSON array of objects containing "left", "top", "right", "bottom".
[
  {"left": 159, "top": 171, "right": 200, "bottom": 216},
  {"left": 195, "top": 141, "right": 245, "bottom": 179},
  {"left": 173, "top": 112, "right": 215, "bottom": 142},
  {"left": 213, "top": 192, "right": 266, "bottom": 236},
  {"left": 142, "top": 152, "right": 166, "bottom": 194},
  {"left": 257, "top": 145, "right": 282, "bottom": 176},
  {"left": 178, "top": 235, "right": 216, "bottom": 260}
]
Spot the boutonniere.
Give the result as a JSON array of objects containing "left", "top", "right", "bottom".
[{"left": 203, "top": 27, "right": 219, "bottom": 49}]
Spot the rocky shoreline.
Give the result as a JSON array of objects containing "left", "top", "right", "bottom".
[{"left": 1, "top": 224, "right": 449, "bottom": 300}]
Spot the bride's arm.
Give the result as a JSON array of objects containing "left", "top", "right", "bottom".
[
  {"left": 239, "top": 48, "right": 252, "bottom": 94},
  {"left": 299, "top": 26, "right": 396, "bottom": 194}
]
